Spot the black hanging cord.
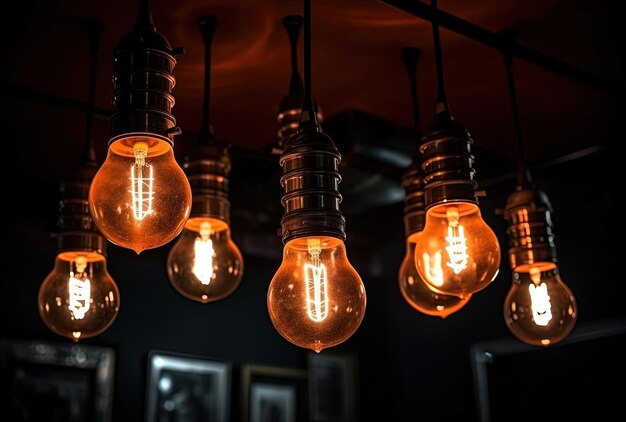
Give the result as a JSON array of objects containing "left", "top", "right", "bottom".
[
  {"left": 402, "top": 47, "right": 422, "bottom": 137},
  {"left": 299, "top": 0, "right": 317, "bottom": 128},
  {"left": 503, "top": 44, "right": 532, "bottom": 188},
  {"left": 136, "top": 0, "right": 154, "bottom": 29},
  {"left": 431, "top": 0, "right": 449, "bottom": 114},
  {"left": 283, "top": 16, "right": 303, "bottom": 95},
  {"left": 198, "top": 15, "right": 218, "bottom": 143},
  {"left": 79, "top": 18, "right": 103, "bottom": 166}
]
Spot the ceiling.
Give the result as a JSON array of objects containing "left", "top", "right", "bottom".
[{"left": 0, "top": 0, "right": 620, "bottom": 230}]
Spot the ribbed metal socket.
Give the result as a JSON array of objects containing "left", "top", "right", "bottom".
[
  {"left": 402, "top": 159, "right": 425, "bottom": 236},
  {"left": 184, "top": 142, "right": 231, "bottom": 223},
  {"left": 57, "top": 165, "right": 107, "bottom": 255},
  {"left": 110, "top": 20, "right": 180, "bottom": 145},
  {"left": 419, "top": 112, "right": 477, "bottom": 208},
  {"left": 504, "top": 188, "right": 557, "bottom": 269},
  {"left": 279, "top": 126, "right": 346, "bottom": 243}
]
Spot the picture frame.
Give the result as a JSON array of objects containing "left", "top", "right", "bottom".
[
  {"left": 145, "top": 350, "right": 231, "bottom": 422},
  {"left": 308, "top": 352, "right": 359, "bottom": 422},
  {"left": 0, "top": 337, "right": 115, "bottom": 422},
  {"left": 241, "top": 364, "right": 308, "bottom": 422}
]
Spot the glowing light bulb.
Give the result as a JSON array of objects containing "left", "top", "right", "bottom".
[
  {"left": 89, "top": 137, "right": 192, "bottom": 253},
  {"left": 167, "top": 217, "right": 243, "bottom": 303},
  {"left": 267, "top": 236, "right": 366, "bottom": 353},
  {"left": 414, "top": 203, "right": 500, "bottom": 298},
  {"left": 504, "top": 264, "right": 577, "bottom": 346},
  {"left": 399, "top": 234, "right": 471, "bottom": 318},
  {"left": 38, "top": 252, "right": 120, "bottom": 342}
]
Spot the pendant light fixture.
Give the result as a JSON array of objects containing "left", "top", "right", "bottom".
[
  {"left": 412, "top": 0, "right": 501, "bottom": 298},
  {"left": 166, "top": 16, "right": 244, "bottom": 303},
  {"left": 273, "top": 15, "right": 323, "bottom": 155},
  {"left": 267, "top": 0, "right": 366, "bottom": 353},
  {"left": 39, "top": 19, "right": 120, "bottom": 342},
  {"left": 89, "top": 0, "right": 191, "bottom": 254},
  {"left": 398, "top": 47, "right": 471, "bottom": 318},
  {"left": 501, "top": 43, "right": 577, "bottom": 346}
]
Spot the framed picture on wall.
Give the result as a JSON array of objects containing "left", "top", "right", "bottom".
[
  {"left": 145, "top": 351, "right": 231, "bottom": 422},
  {"left": 241, "top": 364, "right": 308, "bottom": 422},
  {"left": 0, "top": 337, "right": 115, "bottom": 422},
  {"left": 308, "top": 352, "right": 359, "bottom": 422}
]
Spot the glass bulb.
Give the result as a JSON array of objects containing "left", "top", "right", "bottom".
[
  {"left": 399, "top": 233, "right": 471, "bottom": 318},
  {"left": 267, "top": 237, "right": 366, "bottom": 353},
  {"left": 504, "top": 264, "right": 577, "bottom": 346},
  {"left": 38, "top": 252, "right": 120, "bottom": 342},
  {"left": 414, "top": 203, "right": 500, "bottom": 298},
  {"left": 167, "top": 218, "right": 244, "bottom": 303},
  {"left": 89, "top": 137, "right": 192, "bottom": 253}
]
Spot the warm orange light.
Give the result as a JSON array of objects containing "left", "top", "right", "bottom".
[
  {"left": 38, "top": 252, "right": 120, "bottom": 342},
  {"left": 267, "top": 236, "right": 366, "bottom": 353},
  {"left": 414, "top": 203, "right": 500, "bottom": 298},
  {"left": 167, "top": 217, "right": 243, "bottom": 303},
  {"left": 399, "top": 233, "right": 471, "bottom": 318},
  {"left": 89, "top": 136, "right": 191, "bottom": 253},
  {"left": 504, "top": 263, "right": 577, "bottom": 346}
]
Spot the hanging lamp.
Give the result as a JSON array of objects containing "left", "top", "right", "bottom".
[
  {"left": 500, "top": 40, "right": 577, "bottom": 346},
  {"left": 38, "top": 18, "right": 120, "bottom": 342},
  {"left": 413, "top": 0, "right": 501, "bottom": 298},
  {"left": 166, "top": 15, "right": 244, "bottom": 303},
  {"left": 89, "top": 0, "right": 191, "bottom": 254},
  {"left": 398, "top": 47, "right": 471, "bottom": 318},
  {"left": 267, "top": 0, "right": 366, "bottom": 353}
]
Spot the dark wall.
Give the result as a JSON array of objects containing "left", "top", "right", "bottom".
[{"left": 1, "top": 142, "right": 621, "bottom": 421}]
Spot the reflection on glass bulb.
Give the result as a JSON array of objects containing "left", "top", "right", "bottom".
[
  {"left": 268, "top": 236, "right": 366, "bottom": 353},
  {"left": 89, "top": 136, "right": 192, "bottom": 253},
  {"left": 39, "top": 252, "right": 120, "bottom": 342},
  {"left": 415, "top": 203, "right": 500, "bottom": 297},
  {"left": 167, "top": 218, "right": 243, "bottom": 303},
  {"left": 504, "top": 264, "right": 577, "bottom": 346},
  {"left": 399, "top": 234, "right": 471, "bottom": 318}
]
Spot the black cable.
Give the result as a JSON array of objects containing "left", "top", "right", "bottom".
[
  {"left": 299, "top": 0, "right": 317, "bottom": 127},
  {"left": 199, "top": 16, "right": 218, "bottom": 143},
  {"left": 503, "top": 50, "right": 532, "bottom": 188},
  {"left": 431, "top": 0, "right": 449, "bottom": 113},
  {"left": 80, "top": 18, "right": 103, "bottom": 166}
]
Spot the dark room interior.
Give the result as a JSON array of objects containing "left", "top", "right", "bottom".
[{"left": 0, "top": 1, "right": 622, "bottom": 421}]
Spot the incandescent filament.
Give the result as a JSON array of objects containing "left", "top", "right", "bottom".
[
  {"left": 304, "top": 238, "right": 328, "bottom": 322},
  {"left": 193, "top": 221, "right": 215, "bottom": 285},
  {"left": 68, "top": 256, "right": 91, "bottom": 320},
  {"left": 130, "top": 141, "right": 154, "bottom": 221},
  {"left": 444, "top": 207, "right": 469, "bottom": 274},
  {"left": 529, "top": 267, "right": 552, "bottom": 326}
]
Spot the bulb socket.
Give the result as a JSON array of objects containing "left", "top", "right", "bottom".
[
  {"left": 419, "top": 112, "right": 478, "bottom": 209},
  {"left": 504, "top": 187, "right": 557, "bottom": 269},
  {"left": 109, "top": 15, "right": 181, "bottom": 145},
  {"left": 402, "top": 158, "right": 426, "bottom": 236},
  {"left": 274, "top": 105, "right": 323, "bottom": 155},
  {"left": 184, "top": 142, "right": 231, "bottom": 223},
  {"left": 279, "top": 125, "right": 346, "bottom": 243},
  {"left": 58, "top": 164, "right": 107, "bottom": 256}
]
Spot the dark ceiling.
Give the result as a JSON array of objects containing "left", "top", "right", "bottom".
[{"left": 0, "top": 0, "right": 620, "bottom": 230}]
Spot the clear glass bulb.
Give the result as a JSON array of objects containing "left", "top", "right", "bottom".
[
  {"left": 167, "top": 217, "right": 244, "bottom": 303},
  {"left": 267, "top": 236, "right": 366, "bottom": 353},
  {"left": 504, "top": 263, "right": 577, "bottom": 346},
  {"left": 89, "top": 137, "right": 192, "bottom": 253},
  {"left": 38, "top": 252, "right": 120, "bottom": 342},
  {"left": 414, "top": 203, "right": 500, "bottom": 298},
  {"left": 399, "top": 233, "right": 471, "bottom": 318}
]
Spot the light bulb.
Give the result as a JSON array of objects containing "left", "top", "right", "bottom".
[
  {"left": 38, "top": 252, "right": 120, "bottom": 342},
  {"left": 89, "top": 136, "right": 192, "bottom": 253},
  {"left": 414, "top": 203, "right": 500, "bottom": 298},
  {"left": 504, "top": 264, "right": 577, "bottom": 346},
  {"left": 267, "top": 236, "right": 366, "bottom": 353},
  {"left": 167, "top": 218, "right": 243, "bottom": 303},
  {"left": 399, "top": 233, "right": 471, "bottom": 318}
]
